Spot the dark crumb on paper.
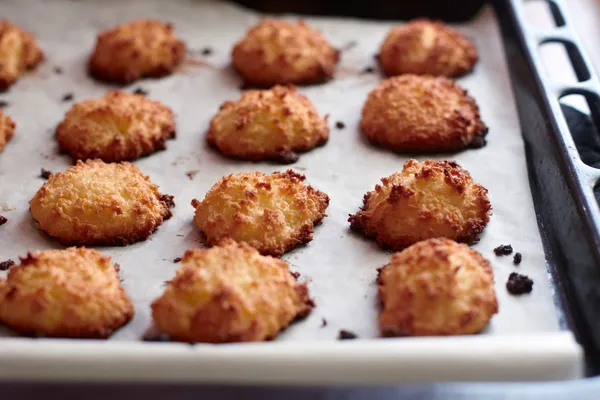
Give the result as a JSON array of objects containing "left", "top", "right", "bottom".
[
  {"left": 185, "top": 170, "right": 199, "bottom": 180},
  {"left": 53, "top": 66, "right": 63, "bottom": 74},
  {"left": 133, "top": 87, "right": 149, "bottom": 96},
  {"left": 275, "top": 150, "right": 299, "bottom": 164},
  {"left": 142, "top": 333, "right": 172, "bottom": 342},
  {"left": 471, "top": 237, "right": 480, "bottom": 244},
  {"left": 335, "top": 121, "right": 345, "bottom": 129},
  {"left": 162, "top": 280, "right": 170, "bottom": 287},
  {"left": 469, "top": 136, "right": 487, "bottom": 149},
  {"left": 62, "top": 93, "right": 74, "bottom": 102},
  {"left": 321, "top": 318, "right": 327, "bottom": 327},
  {"left": 201, "top": 47, "right": 213, "bottom": 56},
  {"left": 0, "top": 259, "right": 14, "bottom": 271},
  {"left": 0, "top": 100, "right": 9, "bottom": 108},
  {"left": 0, "top": 215, "right": 7, "bottom": 226},
  {"left": 338, "top": 329, "right": 358, "bottom": 340},
  {"left": 176, "top": 234, "right": 184, "bottom": 237},
  {"left": 376, "top": 267, "right": 384, "bottom": 280},
  {"left": 506, "top": 272, "right": 533, "bottom": 295},
  {"left": 291, "top": 271, "right": 300, "bottom": 280},
  {"left": 119, "top": 278, "right": 124, "bottom": 283},
  {"left": 513, "top": 252, "right": 522, "bottom": 265},
  {"left": 160, "top": 194, "right": 175, "bottom": 208},
  {"left": 493, "top": 244, "right": 513, "bottom": 256},
  {"left": 173, "top": 257, "right": 182, "bottom": 263},
  {"left": 361, "top": 66, "right": 375, "bottom": 74},
  {"left": 40, "top": 168, "right": 53, "bottom": 179},
  {"left": 342, "top": 40, "right": 357, "bottom": 51}
]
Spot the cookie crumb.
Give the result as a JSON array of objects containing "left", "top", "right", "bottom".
[
  {"left": 185, "top": 170, "right": 199, "bottom": 180},
  {"left": 53, "top": 66, "right": 63, "bottom": 74},
  {"left": 335, "top": 121, "right": 345, "bottom": 129},
  {"left": 119, "top": 278, "right": 124, "bottom": 283},
  {"left": 173, "top": 257, "right": 182, "bottom": 263},
  {"left": 0, "top": 100, "right": 9, "bottom": 108},
  {"left": 62, "top": 93, "right": 74, "bottom": 102},
  {"left": 494, "top": 244, "right": 513, "bottom": 256},
  {"left": 40, "top": 168, "right": 53, "bottom": 179},
  {"left": 0, "top": 215, "right": 7, "bottom": 226},
  {"left": 338, "top": 329, "right": 358, "bottom": 340},
  {"left": 142, "top": 332, "right": 171, "bottom": 342},
  {"left": 291, "top": 271, "right": 300, "bottom": 279},
  {"left": 0, "top": 259, "right": 14, "bottom": 271},
  {"left": 275, "top": 150, "right": 299, "bottom": 164},
  {"left": 201, "top": 47, "right": 213, "bottom": 56},
  {"left": 513, "top": 252, "right": 522, "bottom": 265},
  {"left": 361, "top": 66, "right": 375, "bottom": 74},
  {"left": 321, "top": 318, "right": 327, "bottom": 327},
  {"left": 176, "top": 234, "right": 184, "bottom": 237},
  {"left": 506, "top": 272, "right": 533, "bottom": 295},
  {"left": 133, "top": 87, "right": 149, "bottom": 96}
]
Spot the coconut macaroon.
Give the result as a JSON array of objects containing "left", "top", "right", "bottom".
[
  {"left": 89, "top": 19, "right": 185, "bottom": 84},
  {"left": 0, "top": 21, "right": 44, "bottom": 91},
  {"left": 361, "top": 75, "right": 487, "bottom": 153},
  {"left": 56, "top": 90, "right": 176, "bottom": 162},
  {"left": 349, "top": 159, "right": 491, "bottom": 251},
  {"left": 0, "top": 109, "right": 15, "bottom": 153},
  {"left": 0, "top": 247, "right": 134, "bottom": 338},
  {"left": 191, "top": 170, "right": 329, "bottom": 257},
  {"left": 29, "top": 159, "right": 174, "bottom": 246},
  {"left": 152, "top": 239, "right": 313, "bottom": 343},
  {"left": 232, "top": 19, "right": 340, "bottom": 87},
  {"left": 378, "top": 238, "right": 498, "bottom": 336},
  {"left": 379, "top": 19, "right": 478, "bottom": 78},
  {"left": 207, "top": 85, "right": 329, "bottom": 163}
]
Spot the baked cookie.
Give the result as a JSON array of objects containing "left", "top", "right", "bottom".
[
  {"left": 379, "top": 19, "right": 478, "bottom": 78},
  {"left": 191, "top": 170, "right": 329, "bottom": 256},
  {"left": 151, "top": 239, "right": 313, "bottom": 343},
  {"left": 0, "top": 21, "right": 44, "bottom": 91},
  {"left": 89, "top": 19, "right": 185, "bottom": 84},
  {"left": 0, "top": 247, "right": 134, "bottom": 338},
  {"left": 30, "top": 159, "right": 174, "bottom": 246},
  {"left": 349, "top": 159, "right": 490, "bottom": 250},
  {"left": 378, "top": 238, "right": 498, "bottom": 336},
  {"left": 232, "top": 19, "right": 339, "bottom": 87},
  {"left": 207, "top": 85, "right": 329, "bottom": 163},
  {"left": 0, "top": 109, "right": 15, "bottom": 152},
  {"left": 56, "top": 90, "right": 176, "bottom": 162},
  {"left": 361, "top": 75, "right": 487, "bottom": 152}
]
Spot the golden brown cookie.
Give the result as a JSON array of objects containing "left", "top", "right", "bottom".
[
  {"left": 89, "top": 19, "right": 185, "bottom": 84},
  {"left": 151, "top": 239, "right": 313, "bottom": 343},
  {"left": 56, "top": 90, "right": 176, "bottom": 162},
  {"left": 0, "top": 109, "right": 15, "bottom": 152},
  {"left": 349, "top": 159, "right": 491, "bottom": 250},
  {"left": 378, "top": 238, "right": 498, "bottom": 336},
  {"left": 361, "top": 75, "right": 487, "bottom": 153},
  {"left": 232, "top": 19, "right": 339, "bottom": 87},
  {"left": 0, "top": 247, "right": 134, "bottom": 338},
  {"left": 207, "top": 85, "right": 328, "bottom": 163},
  {"left": 191, "top": 170, "right": 329, "bottom": 256},
  {"left": 0, "top": 21, "right": 44, "bottom": 91},
  {"left": 379, "top": 19, "right": 478, "bottom": 78},
  {"left": 29, "top": 159, "right": 174, "bottom": 246}
]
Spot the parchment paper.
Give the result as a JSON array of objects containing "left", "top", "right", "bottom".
[{"left": 0, "top": 0, "right": 562, "bottom": 343}]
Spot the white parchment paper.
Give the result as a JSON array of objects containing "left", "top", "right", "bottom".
[{"left": 0, "top": 0, "right": 565, "bottom": 346}]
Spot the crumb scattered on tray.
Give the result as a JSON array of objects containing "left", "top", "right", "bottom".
[
  {"left": 506, "top": 272, "right": 533, "bottom": 295},
  {"left": 291, "top": 271, "right": 300, "bottom": 279},
  {"left": 0, "top": 259, "right": 14, "bottom": 271},
  {"left": 53, "top": 66, "right": 63, "bottom": 74},
  {"left": 321, "top": 318, "right": 327, "bottom": 327},
  {"left": 494, "top": 244, "right": 513, "bottom": 256},
  {"left": 361, "top": 66, "right": 375, "bottom": 74},
  {"left": 335, "top": 121, "right": 345, "bottom": 129},
  {"left": 338, "top": 329, "right": 358, "bottom": 340},
  {"left": 62, "top": 93, "right": 74, "bottom": 102},
  {"left": 176, "top": 234, "right": 184, "bottom": 237},
  {"left": 0, "top": 215, "right": 7, "bottom": 226},
  {"left": 40, "top": 168, "right": 53, "bottom": 179},
  {"left": 133, "top": 87, "right": 149, "bottom": 96},
  {"left": 185, "top": 170, "right": 199, "bottom": 180},
  {"left": 513, "top": 252, "right": 522, "bottom": 265},
  {"left": 142, "top": 333, "right": 171, "bottom": 342},
  {"left": 201, "top": 47, "right": 213, "bottom": 56},
  {"left": 173, "top": 257, "right": 182, "bottom": 263},
  {"left": 0, "top": 100, "right": 9, "bottom": 108}
]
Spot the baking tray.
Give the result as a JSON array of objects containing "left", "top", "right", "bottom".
[{"left": 0, "top": 0, "right": 593, "bottom": 383}]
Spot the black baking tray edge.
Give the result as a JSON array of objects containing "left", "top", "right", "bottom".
[{"left": 232, "top": 0, "right": 600, "bottom": 377}]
